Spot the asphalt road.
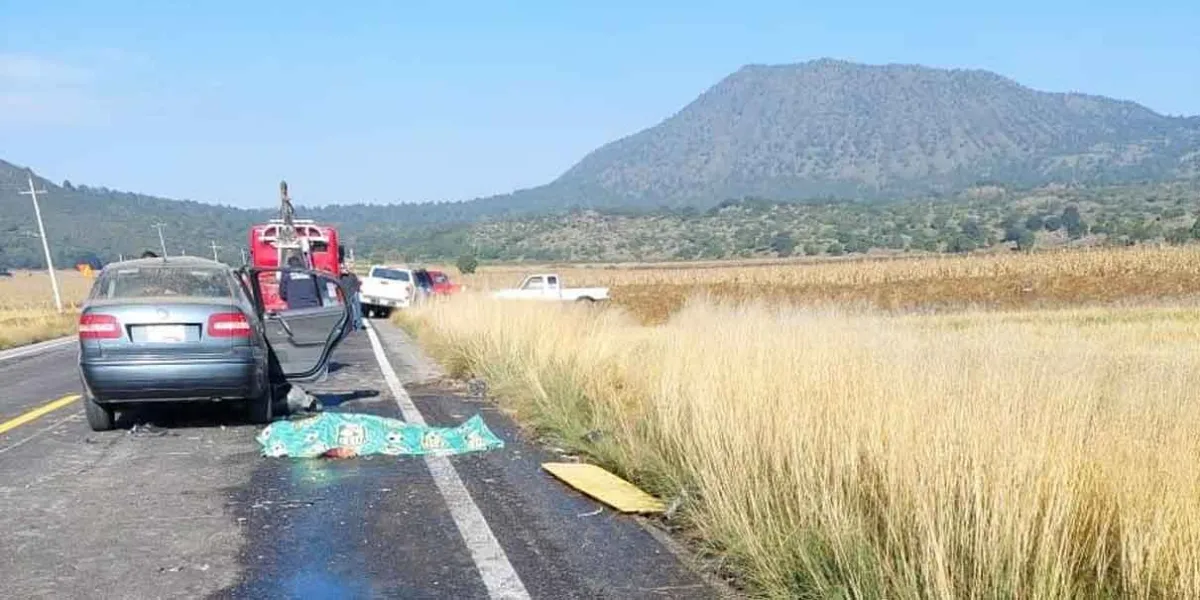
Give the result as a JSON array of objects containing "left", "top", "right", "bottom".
[{"left": 0, "top": 321, "right": 725, "bottom": 599}]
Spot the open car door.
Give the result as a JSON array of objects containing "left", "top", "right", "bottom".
[{"left": 245, "top": 267, "right": 352, "bottom": 383}]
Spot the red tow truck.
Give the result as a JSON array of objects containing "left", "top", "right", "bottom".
[{"left": 247, "top": 181, "right": 347, "bottom": 311}]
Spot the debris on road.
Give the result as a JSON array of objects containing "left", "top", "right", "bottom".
[
  {"left": 256, "top": 412, "right": 504, "bottom": 458},
  {"left": 284, "top": 385, "right": 322, "bottom": 413},
  {"left": 128, "top": 423, "right": 174, "bottom": 437},
  {"left": 542, "top": 462, "right": 666, "bottom": 514}
]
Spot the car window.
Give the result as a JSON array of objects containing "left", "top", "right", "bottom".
[
  {"left": 523, "top": 276, "right": 544, "bottom": 290},
  {"left": 431, "top": 272, "right": 448, "bottom": 284},
  {"left": 371, "top": 268, "right": 411, "bottom": 282},
  {"left": 94, "top": 266, "right": 235, "bottom": 299},
  {"left": 547, "top": 276, "right": 558, "bottom": 286}
]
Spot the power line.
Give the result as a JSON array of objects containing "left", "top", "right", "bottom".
[{"left": 18, "top": 171, "right": 63, "bottom": 313}]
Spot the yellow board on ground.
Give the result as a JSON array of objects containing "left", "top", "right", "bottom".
[{"left": 541, "top": 462, "right": 665, "bottom": 514}]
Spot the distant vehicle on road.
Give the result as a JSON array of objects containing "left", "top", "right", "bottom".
[
  {"left": 76, "top": 256, "right": 352, "bottom": 431},
  {"left": 491, "top": 274, "right": 609, "bottom": 303},
  {"left": 0, "top": 268, "right": 12, "bottom": 278},
  {"left": 359, "top": 264, "right": 416, "bottom": 318},
  {"left": 427, "top": 269, "right": 462, "bottom": 295}
]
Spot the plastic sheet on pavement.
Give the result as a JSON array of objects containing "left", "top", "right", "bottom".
[{"left": 257, "top": 412, "right": 505, "bottom": 458}]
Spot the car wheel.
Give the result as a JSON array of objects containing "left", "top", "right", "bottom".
[
  {"left": 246, "top": 387, "right": 274, "bottom": 425},
  {"left": 84, "top": 395, "right": 115, "bottom": 432}
]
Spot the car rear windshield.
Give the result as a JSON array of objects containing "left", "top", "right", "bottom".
[
  {"left": 371, "top": 268, "right": 411, "bottom": 282},
  {"left": 92, "top": 266, "right": 235, "bottom": 300}
]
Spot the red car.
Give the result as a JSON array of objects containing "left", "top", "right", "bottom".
[{"left": 427, "top": 270, "right": 462, "bottom": 295}]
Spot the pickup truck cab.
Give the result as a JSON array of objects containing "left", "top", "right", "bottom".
[
  {"left": 491, "top": 274, "right": 609, "bottom": 303},
  {"left": 359, "top": 264, "right": 416, "bottom": 317}
]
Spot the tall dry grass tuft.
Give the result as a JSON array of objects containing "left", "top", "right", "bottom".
[{"left": 402, "top": 294, "right": 1200, "bottom": 598}]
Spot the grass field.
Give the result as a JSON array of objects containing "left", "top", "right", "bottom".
[
  {"left": 456, "top": 245, "right": 1200, "bottom": 323},
  {"left": 0, "top": 270, "right": 90, "bottom": 350},
  {"left": 403, "top": 245, "right": 1200, "bottom": 598}
]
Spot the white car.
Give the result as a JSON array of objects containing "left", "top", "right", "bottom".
[
  {"left": 491, "top": 274, "right": 609, "bottom": 303},
  {"left": 359, "top": 265, "right": 416, "bottom": 317}
]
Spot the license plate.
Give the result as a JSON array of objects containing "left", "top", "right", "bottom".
[{"left": 145, "top": 325, "right": 187, "bottom": 343}]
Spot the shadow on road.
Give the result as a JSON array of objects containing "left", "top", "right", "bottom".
[{"left": 312, "top": 389, "right": 379, "bottom": 408}]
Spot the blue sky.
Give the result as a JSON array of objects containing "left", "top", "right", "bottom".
[{"left": 2, "top": 0, "right": 1197, "bottom": 208}]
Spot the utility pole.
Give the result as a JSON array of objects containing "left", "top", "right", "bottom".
[
  {"left": 153, "top": 223, "right": 168, "bottom": 257},
  {"left": 240, "top": 247, "right": 248, "bottom": 266},
  {"left": 19, "top": 171, "right": 63, "bottom": 313},
  {"left": 209, "top": 240, "right": 222, "bottom": 262}
]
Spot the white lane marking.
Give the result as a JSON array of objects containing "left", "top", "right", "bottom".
[
  {"left": 363, "top": 321, "right": 531, "bottom": 600},
  {"left": 0, "top": 336, "right": 74, "bottom": 363}
]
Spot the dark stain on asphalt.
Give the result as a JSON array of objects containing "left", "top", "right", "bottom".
[{"left": 212, "top": 399, "right": 488, "bottom": 600}]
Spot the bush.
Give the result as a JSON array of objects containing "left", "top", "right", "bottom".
[{"left": 456, "top": 254, "right": 479, "bottom": 274}]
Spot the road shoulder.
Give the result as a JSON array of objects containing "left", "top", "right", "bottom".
[{"left": 373, "top": 320, "right": 731, "bottom": 599}]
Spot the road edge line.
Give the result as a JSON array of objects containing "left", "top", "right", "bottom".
[
  {"left": 0, "top": 336, "right": 74, "bottom": 363},
  {"left": 363, "top": 321, "right": 531, "bottom": 600}
]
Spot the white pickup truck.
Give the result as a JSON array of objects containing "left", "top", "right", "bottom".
[
  {"left": 359, "top": 264, "right": 416, "bottom": 317},
  {"left": 491, "top": 274, "right": 610, "bottom": 303}
]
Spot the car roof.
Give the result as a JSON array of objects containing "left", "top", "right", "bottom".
[{"left": 103, "top": 256, "right": 230, "bottom": 270}]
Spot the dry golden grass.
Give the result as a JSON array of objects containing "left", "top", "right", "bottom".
[
  {"left": 0, "top": 270, "right": 92, "bottom": 350},
  {"left": 401, "top": 246, "right": 1200, "bottom": 598}
]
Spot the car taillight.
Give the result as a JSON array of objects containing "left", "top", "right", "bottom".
[
  {"left": 79, "top": 313, "right": 122, "bottom": 339},
  {"left": 207, "top": 312, "right": 252, "bottom": 338}
]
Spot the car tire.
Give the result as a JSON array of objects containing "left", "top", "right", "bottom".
[
  {"left": 246, "top": 387, "right": 274, "bottom": 425},
  {"left": 84, "top": 395, "right": 116, "bottom": 432},
  {"left": 576, "top": 296, "right": 596, "bottom": 304}
]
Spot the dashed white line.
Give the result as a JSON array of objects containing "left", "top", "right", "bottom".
[{"left": 363, "top": 321, "right": 531, "bottom": 600}]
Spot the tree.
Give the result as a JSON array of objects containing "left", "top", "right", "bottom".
[
  {"left": 1062, "top": 205, "right": 1087, "bottom": 239},
  {"left": 455, "top": 254, "right": 479, "bottom": 274},
  {"left": 769, "top": 232, "right": 797, "bottom": 257},
  {"left": 1043, "top": 216, "right": 1063, "bottom": 231},
  {"left": 1025, "top": 215, "right": 1044, "bottom": 231},
  {"left": 1166, "top": 227, "right": 1191, "bottom": 245},
  {"left": 826, "top": 242, "right": 845, "bottom": 256},
  {"left": 1016, "top": 229, "right": 1037, "bottom": 251},
  {"left": 1190, "top": 216, "right": 1200, "bottom": 240},
  {"left": 803, "top": 242, "right": 822, "bottom": 256},
  {"left": 1003, "top": 224, "right": 1027, "bottom": 243},
  {"left": 946, "top": 235, "right": 977, "bottom": 253}
]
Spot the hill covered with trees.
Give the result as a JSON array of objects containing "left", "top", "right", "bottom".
[{"left": 4, "top": 59, "right": 1200, "bottom": 267}]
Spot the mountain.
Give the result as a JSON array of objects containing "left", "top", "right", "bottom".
[
  {"left": 5, "top": 59, "right": 1200, "bottom": 267},
  {"left": 530, "top": 59, "right": 1200, "bottom": 208}
]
